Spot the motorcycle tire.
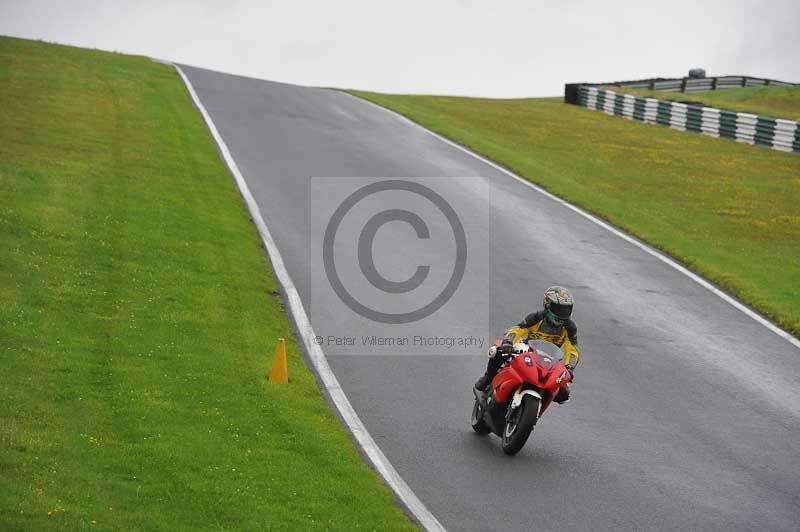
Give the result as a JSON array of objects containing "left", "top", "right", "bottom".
[
  {"left": 501, "top": 395, "right": 539, "bottom": 455},
  {"left": 470, "top": 397, "right": 491, "bottom": 434}
]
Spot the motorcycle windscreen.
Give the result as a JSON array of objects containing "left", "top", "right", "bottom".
[{"left": 527, "top": 340, "right": 565, "bottom": 367}]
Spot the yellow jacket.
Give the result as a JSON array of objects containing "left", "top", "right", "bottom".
[{"left": 503, "top": 311, "right": 580, "bottom": 368}]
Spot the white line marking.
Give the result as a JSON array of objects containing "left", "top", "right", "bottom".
[
  {"left": 350, "top": 93, "right": 800, "bottom": 351},
  {"left": 173, "top": 65, "right": 446, "bottom": 532}
]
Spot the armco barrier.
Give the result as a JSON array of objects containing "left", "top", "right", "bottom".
[
  {"left": 612, "top": 76, "right": 796, "bottom": 93},
  {"left": 564, "top": 76, "right": 799, "bottom": 105},
  {"left": 565, "top": 76, "right": 798, "bottom": 101},
  {"left": 577, "top": 86, "right": 800, "bottom": 153}
]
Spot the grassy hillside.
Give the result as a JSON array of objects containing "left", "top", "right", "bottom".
[
  {"left": 608, "top": 85, "right": 800, "bottom": 120},
  {"left": 0, "top": 36, "right": 415, "bottom": 531},
  {"left": 347, "top": 90, "right": 800, "bottom": 337}
]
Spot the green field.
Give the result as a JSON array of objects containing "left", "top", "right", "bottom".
[
  {"left": 606, "top": 85, "right": 800, "bottom": 120},
  {"left": 0, "top": 36, "right": 416, "bottom": 531},
  {"left": 347, "top": 90, "right": 800, "bottom": 337}
]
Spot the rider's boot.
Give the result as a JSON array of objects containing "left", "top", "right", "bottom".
[
  {"left": 474, "top": 356, "right": 505, "bottom": 390},
  {"left": 474, "top": 372, "right": 491, "bottom": 390},
  {"left": 554, "top": 384, "right": 571, "bottom": 404}
]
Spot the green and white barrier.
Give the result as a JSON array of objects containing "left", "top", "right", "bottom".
[{"left": 577, "top": 86, "right": 800, "bottom": 153}]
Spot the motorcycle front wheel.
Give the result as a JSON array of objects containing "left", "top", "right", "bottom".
[{"left": 501, "top": 395, "right": 539, "bottom": 455}]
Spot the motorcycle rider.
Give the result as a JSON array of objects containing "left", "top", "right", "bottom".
[{"left": 475, "top": 286, "right": 580, "bottom": 404}]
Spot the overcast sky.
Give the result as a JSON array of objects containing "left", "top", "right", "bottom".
[{"left": 1, "top": 0, "right": 798, "bottom": 97}]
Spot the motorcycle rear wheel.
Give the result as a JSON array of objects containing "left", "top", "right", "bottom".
[
  {"left": 470, "top": 397, "right": 491, "bottom": 434},
  {"left": 501, "top": 395, "right": 539, "bottom": 455}
]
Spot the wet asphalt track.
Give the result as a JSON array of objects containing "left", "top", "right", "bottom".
[{"left": 180, "top": 65, "right": 800, "bottom": 532}]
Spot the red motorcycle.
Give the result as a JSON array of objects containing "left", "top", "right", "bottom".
[{"left": 471, "top": 339, "right": 572, "bottom": 455}]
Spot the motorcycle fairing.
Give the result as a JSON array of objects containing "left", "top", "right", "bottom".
[{"left": 491, "top": 350, "right": 571, "bottom": 406}]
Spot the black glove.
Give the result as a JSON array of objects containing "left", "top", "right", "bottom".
[
  {"left": 497, "top": 341, "right": 514, "bottom": 355},
  {"left": 565, "top": 364, "right": 575, "bottom": 379}
]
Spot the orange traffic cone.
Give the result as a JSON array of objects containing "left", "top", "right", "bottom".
[{"left": 269, "top": 338, "right": 288, "bottom": 383}]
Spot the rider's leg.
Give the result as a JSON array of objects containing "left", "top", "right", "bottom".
[{"left": 474, "top": 355, "right": 507, "bottom": 390}]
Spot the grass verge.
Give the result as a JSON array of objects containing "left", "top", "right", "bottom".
[
  {"left": 606, "top": 85, "right": 800, "bottom": 120},
  {"left": 346, "top": 90, "right": 800, "bottom": 336},
  {"left": 0, "top": 35, "right": 416, "bottom": 531}
]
